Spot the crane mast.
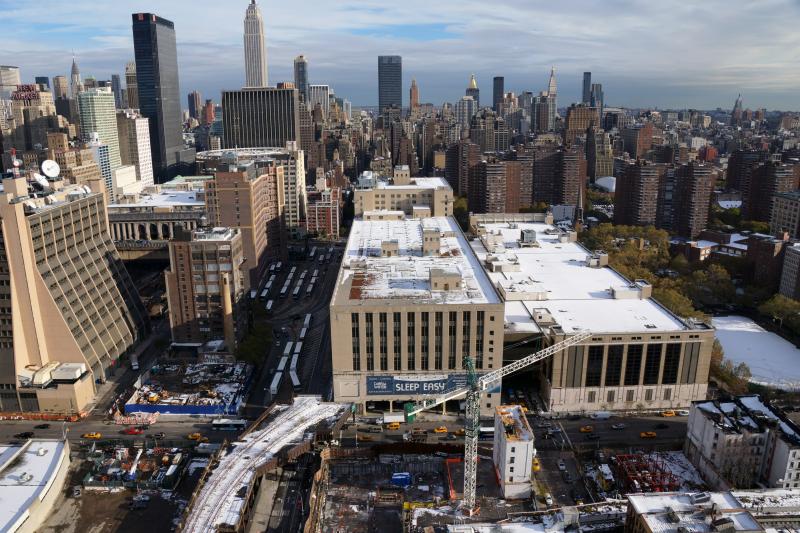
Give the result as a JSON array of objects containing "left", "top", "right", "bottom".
[{"left": 406, "top": 331, "right": 591, "bottom": 514}]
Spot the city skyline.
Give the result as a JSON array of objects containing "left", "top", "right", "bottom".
[{"left": 1, "top": 0, "right": 798, "bottom": 110}]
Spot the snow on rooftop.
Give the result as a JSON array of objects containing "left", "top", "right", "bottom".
[
  {"left": 736, "top": 395, "right": 799, "bottom": 441},
  {"left": 335, "top": 217, "right": 500, "bottom": 305},
  {"left": 470, "top": 221, "right": 690, "bottom": 334},
  {"left": 373, "top": 177, "right": 450, "bottom": 190},
  {"left": 734, "top": 488, "right": 800, "bottom": 510},
  {"left": 628, "top": 492, "right": 758, "bottom": 533},
  {"left": 182, "top": 397, "right": 345, "bottom": 533},
  {"left": 712, "top": 316, "right": 800, "bottom": 390},
  {"left": 108, "top": 189, "right": 204, "bottom": 209},
  {"left": 0, "top": 440, "right": 66, "bottom": 532}
]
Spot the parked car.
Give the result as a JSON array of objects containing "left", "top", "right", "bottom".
[
  {"left": 187, "top": 432, "right": 203, "bottom": 440},
  {"left": 34, "top": 424, "right": 50, "bottom": 430},
  {"left": 147, "top": 432, "right": 166, "bottom": 439},
  {"left": 563, "top": 471, "right": 573, "bottom": 483},
  {"left": 121, "top": 427, "right": 143, "bottom": 435},
  {"left": 640, "top": 431, "right": 657, "bottom": 439},
  {"left": 676, "top": 409, "right": 690, "bottom": 416},
  {"left": 433, "top": 426, "right": 448, "bottom": 434},
  {"left": 82, "top": 432, "right": 102, "bottom": 440},
  {"left": 579, "top": 425, "right": 594, "bottom": 433},
  {"left": 385, "top": 422, "right": 400, "bottom": 431},
  {"left": 661, "top": 410, "right": 676, "bottom": 417},
  {"left": 532, "top": 458, "right": 541, "bottom": 472}
]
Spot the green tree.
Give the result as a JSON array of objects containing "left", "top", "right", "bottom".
[
  {"left": 653, "top": 287, "right": 704, "bottom": 319},
  {"left": 740, "top": 220, "right": 770, "bottom": 233},
  {"left": 453, "top": 196, "right": 469, "bottom": 231},
  {"left": 758, "top": 294, "right": 800, "bottom": 333}
]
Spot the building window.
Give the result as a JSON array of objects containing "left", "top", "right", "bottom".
[
  {"left": 510, "top": 456, "right": 515, "bottom": 463},
  {"left": 626, "top": 390, "right": 635, "bottom": 402},
  {"left": 448, "top": 312, "right": 457, "bottom": 369},
  {"left": 662, "top": 344, "right": 681, "bottom": 384},
  {"left": 462, "top": 311, "right": 471, "bottom": 367},
  {"left": 643, "top": 344, "right": 662, "bottom": 385},
  {"left": 365, "top": 313, "right": 374, "bottom": 371},
  {"left": 624, "top": 345, "right": 643, "bottom": 386},
  {"left": 585, "top": 345, "right": 603, "bottom": 387},
  {"left": 421, "top": 312, "right": 429, "bottom": 370},
  {"left": 434, "top": 312, "right": 443, "bottom": 370},
  {"left": 607, "top": 390, "right": 615, "bottom": 403},
  {"left": 681, "top": 342, "right": 701, "bottom": 384},
  {"left": 475, "top": 311, "right": 485, "bottom": 369},
  {"left": 605, "top": 345, "right": 623, "bottom": 386},
  {"left": 351, "top": 313, "right": 360, "bottom": 371},
  {"left": 587, "top": 391, "right": 596, "bottom": 403},
  {"left": 407, "top": 312, "right": 416, "bottom": 370},
  {"left": 393, "top": 312, "right": 401, "bottom": 371},
  {"left": 379, "top": 313, "right": 388, "bottom": 371},
  {"left": 645, "top": 389, "right": 654, "bottom": 402}
]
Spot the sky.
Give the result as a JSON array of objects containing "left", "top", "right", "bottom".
[{"left": 1, "top": 0, "right": 799, "bottom": 111}]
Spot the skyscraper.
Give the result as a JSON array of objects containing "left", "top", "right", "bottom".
[
  {"left": 466, "top": 74, "right": 480, "bottom": 108},
  {"left": 70, "top": 57, "right": 82, "bottom": 98},
  {"left": 546, "top": 66, "right": 557, "bottom": 127},
  {"left": 78, "top": 88, "right": 122, "bottom": 189},
  {"left": 243, "top": 0, "right": 268, "bottom": 87},
  {"left": 590, "top": 83, "right": 604, "bottom": 118},
  {"left": 111, "top": 74, "right": 123, "bottom": 108},
  {"left": 132, "top": 12, "right": 194, "bottom": 182},
  {"left": 116, "top": 109, "right": 154, "bottom": 189},
  {"left": 293, "top": 55, "right": 309, "bottom": 102},
  {"left": 221, "top": 87, "right": 300, "bottom": 148},
  {"left": 307, "top": 84, "right": 330, "bottom": 118},
  {"left": 582, "top": 72, "right": 592, "bottom": 104},
  {"left": 0, "top": 66, "right": 21, "bottom": 99},
  {"left": 492, "top": 76, "right": 504, "bottom": 112},
  {"left": 124, "top": 61, "right": 138, "bottom": 108},
  {"left": 34, "top": 76, "right": 50, "bottom": 89},
  {"left": 409, "top": 78, "right": 419, "bottom": 111},
  {"left": 378, "top": 55, "right": 402, "bottom": 114},
  {"left": 52, "top": 75, "right": 68, "bottom": 99},
  {"left": 188, "top": 90, "right": 201, "bottom": 120}
]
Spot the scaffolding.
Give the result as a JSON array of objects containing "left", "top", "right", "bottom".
[{"left": 614, "top": 453, "right": 680, "bottom": 494}]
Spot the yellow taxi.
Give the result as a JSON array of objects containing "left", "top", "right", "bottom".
[
  {"left": 661, "top": 410, "right": 676, "bottom": 417},
  {"left": 532, "top": 457, "right": 541, "bottom": 472},
  {"left": 357, "top": 434, "right": 374, "bottom": 442},
  {"left": 579, "top": 425, "right": 594, "bottom": 433},
  {"left": 433, "top": 426, "right": 448, "bottom": 434},
  {"left": 187, "top": 432, "right": 203, "bottom": 441},
  {"left": 454, "top": 428, "right": 466, "bottom": 436},
  {"left": 640, "top": 431, "right": 657, "bottom": 439},
  {"left": 386, "top": 422, "right": 401, "bottom": 431},
  {"left": 81, "top": 432, "right": 101, "bottom": 440}
]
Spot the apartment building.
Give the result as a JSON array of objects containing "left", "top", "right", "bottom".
[
  {"left": 165, "top": 226, "right": 248, "bottom": 349},
  {"left": 0, "top": 175, "right": 147, "bottom": 413},
  {"left": 329, "top": 217, "right": 505, "bottom": 416},
  {"left": 469, "top": 213, "right": 714, "bottom": 413},
  {"left": 685, "top": 396, "right": 800, "bottom": 489},
  {"left": 353, "top": 170, "right": 453, "bottom": 218},
  {"left": 493, "top": 405, "right": 536, "bottom": 498},
  {"left": 770, "top": 190, "right": 800, "bottom": 239},
  {"left": 306, "top": 186, "right": 341, "bottom": 239},
  {"left": 204, "top": 158, "right": 286, "bottom": 286},
  {"left": 626, "top": 492, "right": 763, "bottom": 533}
]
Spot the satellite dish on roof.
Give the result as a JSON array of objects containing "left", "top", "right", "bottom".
[{"left": 41, "top": 159, "right": 60, "bottom": 179}]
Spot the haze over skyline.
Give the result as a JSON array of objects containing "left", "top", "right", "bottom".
[{"left": 2, "top": 0, "right": 799, "bottom": 110}]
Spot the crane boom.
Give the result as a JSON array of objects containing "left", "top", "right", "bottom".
[{"left": 405, "top": 331, "right": 591, "bottom": 417}]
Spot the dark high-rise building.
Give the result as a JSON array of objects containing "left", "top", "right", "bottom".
[
  {"left": 727, "top": 149, "right": 767, "bottom": 190},
  {"left": 221, "top": 87, "right": 300, "bottom": 148},
  {"left": 590, "top": 83, "right": 604, "bottom": 118},
  {"left": 469, "top": 157, "right": 520, "bottom": 214},
  {"left": 614, "top": 160, "right": 665, "bottom": 226},
  {"left": 556, "top": 145, "right": 586, "bottom": 206},
  {"left": 188, "top": 90, "right": 201, "bottom": 120},
  {"left": 621, "top": 123, "right": 655, "bottom": 160},
  {"left": 293, "top": 55, "right": 309, "bottom": 102},
  {"left": 582, "top": 72, "right": 591, "bottom": 104},
  {"left": 532, "top": 142, "right": 560, "bottom": 205},
  {"left": 378, "top": 55, "right": 402, "bottom": 114},
  {"left": 742, "top": 160, "right": 799, "bottom": 222},
  {"left": 132, "top": 12, "right": 195, "bottom": 182},
  {"left": 444, "top": 139, "right": 480, "bottom": 198},
  {"left": 563, "top": 104, "right": 600, "bottom": 146},
  {"left": 493, "top": 76, "right": 504, "bottom": 112},
  {"left": 34, "top": 76, "right": 49, "bottom": 89},
  {"left": 673, "top": 162, "right": 714, "bottom": 239},
  {"left": 111, "top": 74, "right": 123, "bottom": 108}
]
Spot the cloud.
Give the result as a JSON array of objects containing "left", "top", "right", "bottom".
[{"left": 1, "top": 0, "right": 798, "bottom": 110}]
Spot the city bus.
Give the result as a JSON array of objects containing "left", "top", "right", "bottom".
[
  {"left": 280, "top": 285, "right": 289, "bottom": 298},
  {"left": 265, "top": 300, "right": 274, "bottom": 313},
  {"left": 299, "top": 327, "right": 307, "bottom": 340},
  {"left": 275, "top": 261, "right": 282, "bottom": 272},
  {"left": 283, "top": 342, "right": 294, "bottom": 358},
  {"left": 293, "top": 341, "right": 303, "bottom": 356},
  {"left": 289, "top": 370, "right": 301, "bottom": 391},
  {"left": 277, "top": 356, "right": 288, "bottom": 373},
  {"left": 211, "top": 419, "right": 247, "bottom": 431},
  {"left": 303, "top": 314, "right": 312, "bottom": 328},
  {"left": 290, "top": 353, "right": 299, "bottom": 371},
  {"left": 269, "top": 372, "right": 282, "bottom": 396},
  {"left": 309, "top": 246, "right": 317, "bottom": 260},
  {"left": 260, "top": 288, "right": 268, "bottom": 300},
  {"left": 292, "top": 286, "right": 301, "bottom": 299},
  {"left": 305, "top": 282, "right": 314, "bottom": 297}
]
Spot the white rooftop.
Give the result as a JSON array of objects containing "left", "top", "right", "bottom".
[
  {"left": 108, "top": 189, "right": 204, "bottom": 209},
  {"left": 0, "top": 439, "right": 67, "bottom": 532},
  {"left": 334, "top": 217, "right": 500, "bottom": 305},
  {"left": 628, "top": 492, "right": 761, "bottom": 533},
  {"left": 470, "top": 221, "right": 694, "bottom": 334}
]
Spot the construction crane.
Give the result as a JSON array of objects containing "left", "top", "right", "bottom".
[{"left": 405, "top": 331, "right": 591, "bottom": 514}]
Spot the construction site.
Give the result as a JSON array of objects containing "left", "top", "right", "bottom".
[
  {"left": 125, "top": 361, "right": 253, "bottom": 416},
  {"left": 82, "top": 443, "right": 192, "bottom": 490},
  {"left": 304, "top": 444, "right": 538, "bottom": 532}
]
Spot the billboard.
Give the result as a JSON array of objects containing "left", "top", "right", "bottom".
[{"left": 366, "top": 374, "right": 498, "bottom": 396}]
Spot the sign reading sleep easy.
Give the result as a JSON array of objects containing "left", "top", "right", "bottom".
[{"left": 366, "top": 374, "right": 475, "bottom": 396}]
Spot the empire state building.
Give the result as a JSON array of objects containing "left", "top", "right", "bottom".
[{"left": 243, "top": 0, "right": 268, "bottom": 87}]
